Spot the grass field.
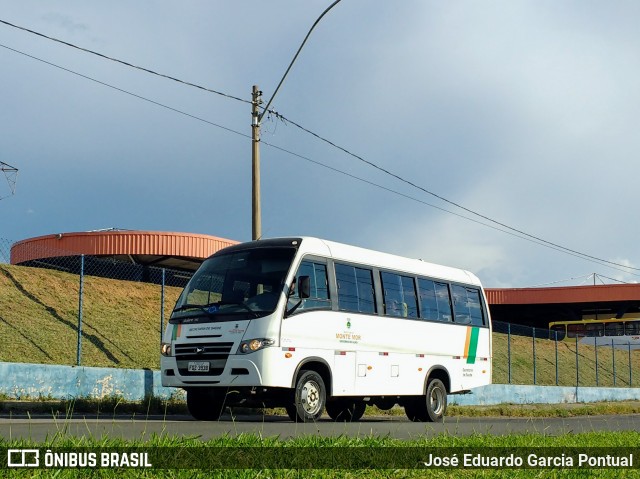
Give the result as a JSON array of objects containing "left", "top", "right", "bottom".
[{"left": 2, "top": 432, "right": 640, "bottom": 478}]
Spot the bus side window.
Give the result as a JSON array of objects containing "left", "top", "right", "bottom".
[
  {"left": 451, "top": 285, "right": 472, "bottom": 325},
  {"left": 585, "top": 323, "right": 604, "bottom": 337},
  {"left": 335, "top": 263, "right": 376, "bottom": 314},
  {"left": 626, "top": 321, "right": 640, "bottom": 335},
  {"left": 467, "top": 288, "right": 486, "bottom": 327},
  {"left": 605, "top": 322, "right": 624, "bottom": 336},
  {"left": 291, "top": 261, "right": 330, "bottom": 310},
  {"left": 417, "top": 279, "right": 452, "bottom": 322},
  {"left": 567, "top": 324, "right": 585, "bottom": 338},
  {"left": 381, "top": 272, "right": 418, "bottom": 318}
]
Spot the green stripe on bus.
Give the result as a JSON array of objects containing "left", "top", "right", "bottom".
[{"left": 466, "top": 327, "right": 479, "bottom": 364}]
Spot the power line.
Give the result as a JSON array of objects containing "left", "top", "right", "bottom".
[
  {"left": 270, "top": 110, "right": 640, "bottom": 273},
  {"left": 0, "top": 43, "right": 250, "bottom": 141},
  {"left": 258, "top": 138, "right": 640, "bottom": 278},
  {"left": 1, "top": 30, "right": 637, "bottom": 276},
  {"left": 0, "top": 18, "right": 251, "bottom": 106}
]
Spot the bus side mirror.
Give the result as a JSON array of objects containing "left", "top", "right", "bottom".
[{"left": 298, "top": 276, "right": 311, "bottom": 299}]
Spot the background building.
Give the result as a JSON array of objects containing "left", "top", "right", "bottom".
[{"left": 10, "top": 229, "right": 237, "bottom": 286}]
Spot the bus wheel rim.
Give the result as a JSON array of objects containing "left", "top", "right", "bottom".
[
  {"left": 430, "top": 387, "right": 444, "bottom": 415},
  {"left": 301, "top": 380, "right": 320, "bottom": 414}
]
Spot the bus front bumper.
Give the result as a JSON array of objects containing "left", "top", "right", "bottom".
[{"left": 160, "top": 347, "right": 295, "bottom": 389}]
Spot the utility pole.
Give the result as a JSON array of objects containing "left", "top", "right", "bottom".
[
  {"left": 249, "top": 0, "right": 343, "bottom": 241},
  {"left": 251, "top": 86, "right": 262, "bottom": 241}
]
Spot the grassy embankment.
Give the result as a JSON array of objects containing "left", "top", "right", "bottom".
[{"left": 0, "top": 263, "right": 181, "bottom": 370}]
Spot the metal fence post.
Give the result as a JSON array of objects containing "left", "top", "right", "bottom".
[
  {"left": 554, "top": 330, "right": 558, "bottom": 386},
  {"left": 629, "top": 342, "right": 632, "bottom": 387},
  {"left": 575, "top": 335, "right": 579, "bottom": 387},
  {"left": 161, "top": 268, "right": 166, "bottom": 345},
  {"left": 612, "top": 339, "right": 616, "bottom": 387},
  {"left": 532, "top": 326, "right": 536, "bottom": 385},
  {"left": 595, "top": 340, "right": 599, "bottom": 386},
  {"left": 507, "top": 322, "right": 512, "bottom": 384},
  {"left": 77, "top": 254, "right": 85, "bottom": 366}
]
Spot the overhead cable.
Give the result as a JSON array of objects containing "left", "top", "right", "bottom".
[
  {"left": 271, "top": 111, "right": 640, "bottom": 273},
  {"left": 0, "top": 18, "right": 250, "bottom": 105},
  {"left": 0, "top": 43, "right": 250, "bottom": 140}
]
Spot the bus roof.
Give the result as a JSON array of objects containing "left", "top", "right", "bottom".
[
  {"left": 212, "top": 237, "right": 482, "bottom": 287},
  {"left": 311, "top": 237, "right": 481, "bottom": 287}
]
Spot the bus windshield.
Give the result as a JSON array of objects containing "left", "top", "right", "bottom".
[{"left": 171, "top": 247, "right": 296, "bottom": 322}]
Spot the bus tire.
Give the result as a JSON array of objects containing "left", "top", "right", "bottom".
[
  {"left": 425, "top": 378, "right": 447, "bottom": 422},
  {"left": 284, "top": 404, "right": 299, "bottom": 422},
  {"left": 186, "top": 388, "right": 226, "bottom": 421},
  {"left": 404, "top": 379, "right": 447, "bottom": 422},
  {"left": 326, "top": 399, "right": 366, "bottom": 422},
  {"left": 290, "top": 370, "right": 326, "bottom": 422}
]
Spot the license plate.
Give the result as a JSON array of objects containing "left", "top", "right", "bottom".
[{"left": 188, "top": 361, "right": 210, "bottom": 372}]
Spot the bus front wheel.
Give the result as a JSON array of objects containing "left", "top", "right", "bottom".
[
  {"left": 405, "top": 378, "right": 447, "bottom": 422},
  {"left": 186, "top": 388, "right": 226, "bottom": 421},
  {"left": 289, "top": 370, "right": 326, "bottom": 422}
]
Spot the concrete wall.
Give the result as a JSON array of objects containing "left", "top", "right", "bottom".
[
  {"left": 0, "top": 361, "right": 177, "bottom": 401},
  {"left": 449, "top": 383, "right": 640, "bottom": 406},
  {"left": 2, "top": 361, "right": 640, "bottom": 405}
]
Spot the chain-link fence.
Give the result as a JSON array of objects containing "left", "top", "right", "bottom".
[
  {"left": 2, "top": 236, "right": 640, "bottom": 387},
  {"left": 493, "top": 320, "right": 640, "bottom": 387},
  {"left": 0, "top": 237, "right": 193, "bottom": 370},
  {"left": 0, "top": 238, "right": 11, "bottom": 264}
]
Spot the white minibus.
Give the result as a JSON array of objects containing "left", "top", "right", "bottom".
[{"left": 161, "top": 237, "right": 492, "bottom": 422}]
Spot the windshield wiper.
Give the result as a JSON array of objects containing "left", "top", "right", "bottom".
[
  {"left": 217, "top": 301, "right": 260, "bottom": 318},
  {"left": 173, "top": 301, "right": 259, "bottom": 318},
  {"left": 172, "top": 303, "right": 215, "bottom": 313}
]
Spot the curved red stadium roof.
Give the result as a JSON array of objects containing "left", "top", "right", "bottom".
[{"left": 10, "top": 230, "right": 239, "bottom": 271}]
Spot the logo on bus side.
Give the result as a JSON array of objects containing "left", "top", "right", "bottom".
[{"left": 336, "top": 319, "right": 361, "bottom": 344}]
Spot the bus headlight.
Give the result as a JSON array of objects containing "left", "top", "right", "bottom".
[
  {"left": 238, "top": 338, "right": 275, "bottom": 354},
  {"left": 161, "top": 342, "right": 172, "bottom": 356}
]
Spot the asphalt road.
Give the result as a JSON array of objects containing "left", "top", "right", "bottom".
[{"left": 2, "top": 412, "right": 640, "bottom": 441}]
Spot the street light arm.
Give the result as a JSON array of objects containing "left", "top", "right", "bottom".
[{"left": 259, "top": 0, "right": 343, "bottom": 122}]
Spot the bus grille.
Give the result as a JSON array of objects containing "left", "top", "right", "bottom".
[{"left": 175, "top": 342, "right": 234, "bottom": 376}]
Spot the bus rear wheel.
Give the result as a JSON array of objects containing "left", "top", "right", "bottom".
[
  {"left": 186, "top": 388, "right": 226, "bottom": 421},
  {"left": 289, "top": 370, "right": 326, "bottom": 422},
  {"left": 326, "top": 399, "right": 366, "bottom": 422},
  {"left": 405, "top": 378, "right": 447, "bottom": 422}
]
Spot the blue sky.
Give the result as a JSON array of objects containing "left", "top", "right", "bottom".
[{"left": 1, "top": 1, "right": 639, "bottom": 288}]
